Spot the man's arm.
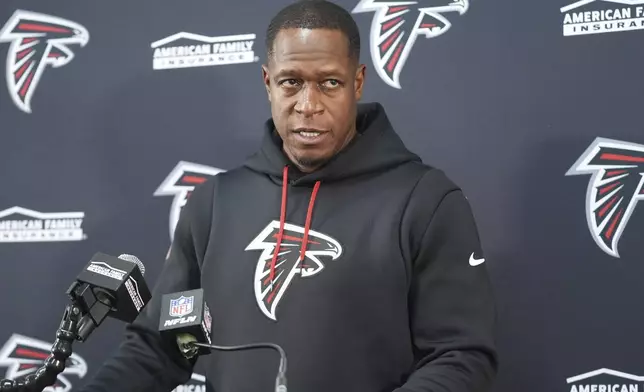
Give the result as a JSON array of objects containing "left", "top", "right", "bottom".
[
  {"left": 78, "top": 180, "right": 215, "bottom": 391},
  {"left": 396, "top": 187, "right": 498, "bottom": 392}
]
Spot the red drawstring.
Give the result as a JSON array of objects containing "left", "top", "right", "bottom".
[
  {"left": 267, "top": 166, "right": 289, "bottom": 285},
  {"left": 267, "top": 165, "right": 321, "bottom": 288},
  {"left": 300, "top": 181, "right": 320, "bottom": 268}
]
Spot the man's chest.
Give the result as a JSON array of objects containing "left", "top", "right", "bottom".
[{"left": 199, "top": 182, "right": 414, "bottom": 323}]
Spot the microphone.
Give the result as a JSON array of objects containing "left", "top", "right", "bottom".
[
  {"left": 67, "top": 252, "right": 152, "bottom": 342},
  {"left": 159, "top": 289, "right": 288, "bottom": 392},
  {"left": 0, "top": 252, "right": 152, "bottom": 392}
]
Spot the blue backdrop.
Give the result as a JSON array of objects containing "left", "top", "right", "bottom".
[{"left": 1, "top": 0, "right": 643, "bottom": 391}]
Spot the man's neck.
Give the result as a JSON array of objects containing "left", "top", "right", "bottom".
[{"left": 286, "top": 126, "right": 358, "bottom": 173}]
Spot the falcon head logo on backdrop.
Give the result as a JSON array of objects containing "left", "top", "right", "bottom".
[
  {"left": 0, "top": 334, "right": 87, "bottom": 391},
  {"left": 566, "top": 137, "right": 644, "bottom": 258},
  {"left": 154, "top": 161, "right": 225, "bottom": 242},
  {"left": 0, "top": 10, "right": 89, "bottom": 114},
  {"left": 246, "top": 221, "right": 343, "bottom": 321},
  {"left": 352, "top": 0, "right": 469, "bottom": 89}
]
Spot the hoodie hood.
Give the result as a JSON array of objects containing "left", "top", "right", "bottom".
[{"left": 243, "top": 102, "right": 421, "bottom": 185}]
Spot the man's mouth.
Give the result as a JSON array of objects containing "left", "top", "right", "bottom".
[
  {"left": 299, "top": 130, "right": 321, "bottom": 138},
  {"left": 293, "top": 128, "right": 327, "bottom": 140}
]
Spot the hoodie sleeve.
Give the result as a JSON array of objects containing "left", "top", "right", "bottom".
[
  {"left": 394, "top": 179, "right": 498, "bottom": 392},
  {"left": 78, "top": 180, "right": 214, "bottom": 392}
]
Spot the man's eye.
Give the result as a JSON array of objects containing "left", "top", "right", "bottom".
[
  {"left": 280, "top": 79, "right": 299, "bottom": 87},
  {"left": 322, "top": 79, "right": 341, "bottom": 88}
]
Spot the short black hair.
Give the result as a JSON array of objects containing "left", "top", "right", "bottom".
[{"left": 265, "top": 0, "right": 361, "bottom": 61}]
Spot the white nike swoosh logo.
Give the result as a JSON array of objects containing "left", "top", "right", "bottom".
[{"left": 469, "top": 252, "right": 485, "bottom": 266}]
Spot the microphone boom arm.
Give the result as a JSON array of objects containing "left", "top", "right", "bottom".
[
  {"left": 0, "top": 301, "right": 82, "bottom": 392},
  {"left": 0, "top": 253, "right": 150, "bottom": 392}
]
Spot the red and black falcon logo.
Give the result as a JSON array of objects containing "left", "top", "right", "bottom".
[
  {"left": 566, "top": 137, "right": 644, "bottom": 258},
  {"left": 154, "top": 161, "right": 225, "bottom": 242},
  {"left": 246, "top": 221, "right": 343, "bottom": 321},
  {"left": 0, "top": 10, "right": 89, "bottom": 114},
  {"left": 352, "top": 0, "right": 468, "bottom": 89},
  {"left": 0, "top": 334, "right": 87, "bottom": 392}
]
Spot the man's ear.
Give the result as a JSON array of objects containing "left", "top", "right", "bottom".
[
  {"left": 354, "top": 63, "right": 366, "bottom": 101},
  {"left": 262, "top": 64, "right": 271, "bottom": 102}
]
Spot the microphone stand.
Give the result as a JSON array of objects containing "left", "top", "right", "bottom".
[
  {"left": 0, "top": 283, "right": 85, "bottom": 392},
  {"left": 176, "top": 334, "right": 288, "bottom": 392}
]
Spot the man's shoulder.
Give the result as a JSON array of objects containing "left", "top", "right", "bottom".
[
  {"left": 193, "top": 165, "right": 252, "bottom": 187},
  {"left": 201, "top": 165, "right": 260, "bottom": 188},
  {"left": 400, "top": 162, "right": 471, "bottom": 243},
  {"left": 402, "top": 161, "right": 461, "bottom": 199}
]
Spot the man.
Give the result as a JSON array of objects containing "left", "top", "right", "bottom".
[{"left": 80, "top": 1, "right": 498, "bottom": 391}]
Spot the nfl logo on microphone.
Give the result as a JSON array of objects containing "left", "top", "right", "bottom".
[{"left": 169, "top": 296, "right": 194, "bottom": 317}]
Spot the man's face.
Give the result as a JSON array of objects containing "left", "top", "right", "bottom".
[{"left": 262, "top": 28, "right": 365, "bottom": 172}]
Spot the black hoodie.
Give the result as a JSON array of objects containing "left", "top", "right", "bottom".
[{"left": 80, "top": 102, "right": 498, "bottom": 392}]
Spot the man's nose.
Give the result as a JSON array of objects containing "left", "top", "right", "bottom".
[{"left": 294, "top": 84, "right": 323, "bottom": 116}]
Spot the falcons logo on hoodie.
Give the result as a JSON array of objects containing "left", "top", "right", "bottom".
[
  {"left": 0, "top": 334, "right": 87, "bottom": 391},
  {"left": 566, "top": 137, "right": 644, "bottom": 258},
  {"left": 246, "top": 221, "right": 343, "bottom": 321},
  {"left": 0, "top": 10, "right": 89, "bottom": 113},
  {"left": 352, "top": 0, "right": 468, "bottom": 89},
  {"left": 154, "top": 161, "right": 225, "bottom": 242}
]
